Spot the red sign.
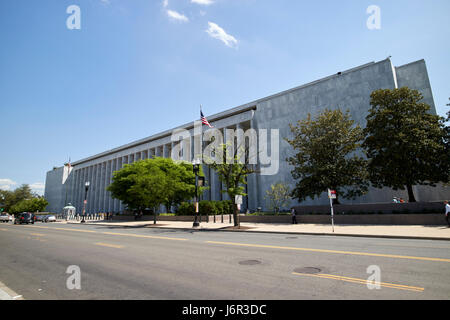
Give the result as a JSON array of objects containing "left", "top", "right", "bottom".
[{"left": 328, "top": 189, "right": 337, "bottom": 199}]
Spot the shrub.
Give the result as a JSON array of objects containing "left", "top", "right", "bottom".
[
  {"left": 214, "top": 201, "right": 224, "bottom": 215},
  {"left": 177, "top": 202, "right": 195, "bottom": 216},
  {"left": 223, "top": 200, "right": 234, "bottom": 214},
  {"left": 199, "top": 201, "right": 216, "bottom": 215}
]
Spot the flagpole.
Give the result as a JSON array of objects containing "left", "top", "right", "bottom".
[
  {"left": 199, "top": 105, "right": 203, "bottom": 224},
  {"left": 200, "top": 105, "right": 204, "bottom": 165}
]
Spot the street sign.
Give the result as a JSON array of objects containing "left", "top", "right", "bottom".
[
  {"left": 235, "top": 195, "right": 243, "bottom": 205},
  {"left": 328, "top": 189, "right": 337, "bottom": 199}
]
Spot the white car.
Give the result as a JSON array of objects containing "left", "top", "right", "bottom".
[
  {"left": 0, "top": 213, "right": 12, "bottom": 223},
  {"left": 44, "top": 215, "right": 56, "bottom": 223}
]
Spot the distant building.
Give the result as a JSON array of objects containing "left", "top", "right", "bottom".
[{"left": 44, "top": 58, "right": 450, "bottom": 213}]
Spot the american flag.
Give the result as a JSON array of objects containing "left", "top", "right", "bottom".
[{"left": 201, "top": 109, "right": 214, "bottom": 128}]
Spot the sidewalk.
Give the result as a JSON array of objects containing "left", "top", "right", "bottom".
[{"left": 61, "top": 219, "right": 450, "bottom": 241}]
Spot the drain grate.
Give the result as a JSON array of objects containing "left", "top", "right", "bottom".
[
  {"left": 239, "top": 260, "right": 262, "bottom": 265},
  {"left": 294, "top": 267, "right": 321, "bottom": 274}
]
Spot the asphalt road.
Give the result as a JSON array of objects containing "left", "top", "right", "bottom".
[{"left": 1, "top": 222, "right": 450, "bottom": 300}]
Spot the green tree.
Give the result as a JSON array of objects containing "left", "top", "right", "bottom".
[
  {"left": 286, "top": 109, "right": 369, "bottom": 204},
  {"left": 363, "top": 87, "right": 449, "bottom": 202},
  {"left": 264, "top": 182, "right": 291, "bottom": 214},
  {"left": 164, "top": 160, "right": 206, "bottom": 212},
  {"left": 206, "top": 143, "right": 256, "bottom": 227},
  {"left": 0, "top": 184, "right": 34, "bottom": 212},
  {"left": 10, "top": 197, "right": 48, "bottom": 214},
  {"left": 107, "top": 157, "right": 202, "bottom": 219}
]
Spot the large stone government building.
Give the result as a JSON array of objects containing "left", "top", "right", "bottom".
[{"left": 44, "top": 58, "right": 449, "bottom": 214}]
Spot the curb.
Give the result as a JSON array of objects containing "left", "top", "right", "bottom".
[{"left": 64, "top": 222, "right": 450, "bottom": 241}]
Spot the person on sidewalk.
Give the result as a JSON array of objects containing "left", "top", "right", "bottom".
[
  {"left": 445, "top": 201, "right": 450, "bottom": 227},
  {"left": 291, "top": 208, "right": 297, "bottom": 224}
]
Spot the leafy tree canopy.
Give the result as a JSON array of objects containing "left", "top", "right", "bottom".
[
  {"left": 206, "top": 142, "right": 256, "bottom": 226},
  {"left": 286, "top": 108, "right": 369, "bottom": 203},
  {"left": 10, "top": 197, "right": 49, "bottom": 214},
  {"left": 264, "top": 182, "right": 291, "bottom": 214},
  {"left": 363, "top": 87, "right": 449, "bottom": 202},
  {"left": 107, "top": 157, "right": 204, "bottom": 212},
  {"left": 0, "top": 184, "right": 36, "bottom": 212}
]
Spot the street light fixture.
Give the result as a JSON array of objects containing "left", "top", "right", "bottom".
[
  {"left": 192, "top": 158, "right": 201, "bottom": 227},
  {"left": 81, "top": 181, "right": 90, "bottom": 224}
]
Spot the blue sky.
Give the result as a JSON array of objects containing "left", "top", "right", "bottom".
[{"left": 0, "top": 0, "right": 449, "bottom": 195}]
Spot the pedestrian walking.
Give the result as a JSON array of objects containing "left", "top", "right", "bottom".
[
  {"left": 445, "top": 201, "right": 450, "bottom": 227},
  {"left": 291, "top": 208, "right": 297, "bottom": 224}
]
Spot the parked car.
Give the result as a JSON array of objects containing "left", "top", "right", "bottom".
[
  {"left": 0, "top": 213, "right": 12, "bottom": 223},
  {"left": 44, "top": 215, "right": 56, "bottom": 223},
  {"left": 35, "top": 215, "right": 46, "bottom": 222},
  {"left": 14, "top": 212, "right": 35, "bottom": 225}
]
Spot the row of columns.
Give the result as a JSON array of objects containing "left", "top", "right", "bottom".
[{"left": 67, "top": 121, "right": 259, "bottom": 213}]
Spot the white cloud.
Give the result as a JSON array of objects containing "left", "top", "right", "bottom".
[
  {"left": 29, "top": 182, "right": 45, "bottom": 196},
  {"left": 0, "top": 179, "right": 17, "bottom": 191},
  {"left": 163, "top": 0, "right": 169, "bottom": 8},
  {"left": 206, "top": 22, "right": 238, "bottom": 48},
  {"left": 192, "top": 0, "right": 214, "bottom": 5},
  {"left": 167, "top": 10, "right": 189, "bottom": 22}
]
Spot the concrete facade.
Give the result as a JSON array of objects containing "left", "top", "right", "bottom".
[{"left": 44, "top": 58, "right": 450, "bottom": 214}]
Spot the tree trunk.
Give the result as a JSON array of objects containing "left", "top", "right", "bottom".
[{"left": 406, "top": 184, "right": 416, "bottom": 203}]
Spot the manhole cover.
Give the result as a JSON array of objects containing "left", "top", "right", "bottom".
[
  {"left": 294, "top": 267, "right": 321, "bottom": 274},
  {"left": 239, "top": 260, "right": 262, "bottom": 265}
]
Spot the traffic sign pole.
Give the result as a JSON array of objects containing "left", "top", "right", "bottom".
[
  {"left": 328, "top": 189, "right": 336, "bottom": 233},
  {"left": 329, "top": 197, "right": 335, "bottom": 232}
]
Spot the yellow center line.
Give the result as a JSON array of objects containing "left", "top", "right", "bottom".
[
  {"left": 292, "top": 272, "right": 424, "bottom": 293},
  {"left": 30, "top": 233, "right": 45, "bottom": 236},
  {"left": 95, "top": 242, "right": 124, "bottom": 249},
  {"left": 205, "top": 241, "right": 450, "bottom": 263},
  {"left": 102, "top": 232, "right": 188, "bottom": 241},
  {"left": 29, "top": 226, "right": 97, "bottom": 233}
]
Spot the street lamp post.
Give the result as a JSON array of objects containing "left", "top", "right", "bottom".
[
  {"left": 81, "top": 181, "right": 90, "bottom": 224},
  {"left": 192, "top": 159, "right": 200, "bottom": 227}
]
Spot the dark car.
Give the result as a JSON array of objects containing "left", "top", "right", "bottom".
[{"left": 14, "top": 212, "right": 35, "bottom": 225}]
